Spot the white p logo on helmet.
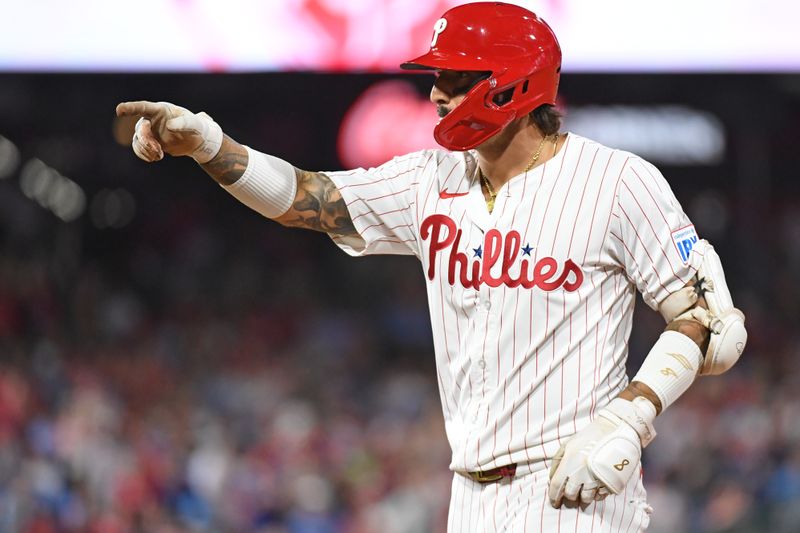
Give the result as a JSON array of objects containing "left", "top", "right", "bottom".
[{"left": 431, "top": 18, "right": 448, "bottom": 47}]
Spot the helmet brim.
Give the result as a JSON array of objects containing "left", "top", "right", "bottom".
[{"left": 400, "top": 50, "right": 489, "bottom": 72}]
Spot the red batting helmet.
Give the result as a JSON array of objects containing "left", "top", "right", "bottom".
[{"left": 401, "top": 2, "right": 562, "bottom": 151}]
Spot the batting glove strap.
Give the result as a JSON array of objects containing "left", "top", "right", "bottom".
[
  {"left": 601, "top": 397, "right": 657, "bottom": 447},
  {"left": 164, "top": 110, "right": 223, "bottom": 164},
  {"left": 585, "top": 423, "right": 642, "bottom": 495}
]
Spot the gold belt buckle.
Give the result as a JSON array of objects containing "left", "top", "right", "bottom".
[
  {"left": 467, "top": 463, "right": 517, "bottom": 483},
  {"left": 470, "top": 470, "right": 503, "bottom": 483}
]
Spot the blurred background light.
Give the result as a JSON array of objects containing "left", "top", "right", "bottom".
[
  {"left": 0, "top": 135, "right": 21, "bottom": 179},
  {"left": 564, "top": 105, "right": 726, "bottom": 165},
  {"left": 688, "top": 190, "right": 731, "bottom": 240},
  {"left": 19, "top": 158, "right": 86, "bottom": 222},
  {"left": 0, "top": 0, "right": 797, "bottom": 72},
  {"left": 90, "top": 188, "right": 136, "bottom": 229},
  {"left": 337, "top": 80, "right": 437, "bottom": 169}
]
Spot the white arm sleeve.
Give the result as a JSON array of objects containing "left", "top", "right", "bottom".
[
  {"left": 221, "top": 146, "right": 297, "bottom": 219},
  {"left": 324, "top": 151, "right": 430, "bottom": 258}
]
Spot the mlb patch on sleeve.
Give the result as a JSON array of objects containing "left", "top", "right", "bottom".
[{"left": 671, "top": 225, "right": 698, "bottom": 264}]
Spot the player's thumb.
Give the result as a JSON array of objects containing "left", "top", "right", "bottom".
[
  {"left": 165, "top": 114, "right": 201, "bottom": 134},
  {"left": 548, "top": 444, "right": 566, "bottom": 479}
]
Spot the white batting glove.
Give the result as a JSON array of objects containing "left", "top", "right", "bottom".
[
  {"left": 547, "top": 397, "right": 657, "bottom": 508},
  {"left": 116, "top": 101, "right": 223, "bottom": 164}
]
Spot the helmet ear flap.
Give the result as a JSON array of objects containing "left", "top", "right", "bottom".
[{"left": 434, "top": 77, "right": 517, "bottom": 150}]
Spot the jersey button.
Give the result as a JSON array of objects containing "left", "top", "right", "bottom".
[{"left": 478, "top": 359, "right": 486, "bottom": 369}]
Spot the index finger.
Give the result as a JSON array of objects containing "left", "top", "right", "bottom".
[{"left": 116, "top": 101, "right": 163, "bottom": 118}]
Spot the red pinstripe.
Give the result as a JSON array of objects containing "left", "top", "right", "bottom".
[
  {"left": 359, "top": 220, "right": 414, "bottom": 233},
  {"left": 520, "top": 162, "right": 548, "bottom": 468},
  {"left": 617, "top": 205, "right": 672, "bottom": 294},
  {"left": 551, "top": 142, "right": 586, "bottom": 249},
  {"left": 479, "top": 481, "right": 487, "bottom": 532},
  {"left": 337, "top": 164, "right": 425, "bottom": 190},
  {"left": 557, "top": 501, "right": 563, "bottom": 533},
  {"left": 521, "top": 477, "right": 529, "bottom": 533},
  {"left": 620, "top": 180, "right": 688, "bottom": 283},
  {"left": 493, "top": 482, "right": 499, "bottom": 532},
  {"left": 623, "top": 490, "right": 638, "bottom": 533},
  {"left": 548, "top": 145, "right": 589, "bottom": 449},
  {"left": 616, "top": 474, "right": 629, "bottom": 531},
  {"left": 352, "top": 205, "right": 408, "bottom": 223},
  {"left": 608, "top": 230, "right": 653, "bottom": 295},
  {"left": 419, "top": 158, "right": 460, "bottom": 218},
  {"left": 345, "top": 184, "right": 417, "bottom": 207},
  {"left": 446, "top": 197, "right": 469, "bottom": 402},
  {"left": 539, "top": 468, "right": 547, "bottom": 533},
  {"left": 637, "top": 158, "right": 668, "bottom": 195},
  {"left": 532, "top": 136, "right": 570, "bottom": 251},
  {"left": 531, "top": 148, "right": 567, "bottom": 456},
  {"left": 567, "top": 147, "right": 600, "bottom": 255},
  {"left": 465, "top": 475, "right": 474, "bottom": 533},
  {"left": 630, "top": 166, "right": 671, "bottom": 227},
  {"left": 416, "top": 153, "right": 443, "bottom": 226},
  {"left": 590, "top": 321, "right": 600, "bottom": 420},
  {"left": 455, "top": 209, "right": 473, "bottom": 403},
  {"left": 582, "top": 153, "right": 621, "bottom": 264},
  {"left": 369, "top": 237, "right": 416, "bottom": 245}
]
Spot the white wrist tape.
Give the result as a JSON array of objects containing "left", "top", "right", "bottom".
[
  {"left": 182, "top": 111, "right": 223, "bottom": 164},
  {"left": 631, "top": 330, "right": 703, "bottom": 411},
  {"left": 601, "top": 397, "right": 657, "bottom": 447},
  {"left": 222, "top": 146, "right": 297, "bottom": 219}
]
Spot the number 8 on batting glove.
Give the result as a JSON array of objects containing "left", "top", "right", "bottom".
[{"left": 548, "top": 397, "right": 657, "bottom": 508}]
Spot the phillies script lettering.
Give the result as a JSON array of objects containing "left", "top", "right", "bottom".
[{"left": 420, "top": 214, "right": 584, "bottom": 291}]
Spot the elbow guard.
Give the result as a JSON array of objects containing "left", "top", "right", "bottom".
[{"left": 658, "top": 240, "right": 747, "bottom": 375}]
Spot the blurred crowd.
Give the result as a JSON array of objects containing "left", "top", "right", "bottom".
[{"left": 0, "top": 189, "right": 798, "bottom": 533}]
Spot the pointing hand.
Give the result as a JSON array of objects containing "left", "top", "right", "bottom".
[{"left": 115, "top": 101, "right": 222, "bottom": 163}]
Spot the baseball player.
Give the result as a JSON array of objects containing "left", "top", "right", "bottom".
[{"left": 116, "top": 3, "right": 747, "bottom": 531}]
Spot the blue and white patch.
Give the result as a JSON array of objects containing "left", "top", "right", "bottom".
[{"left": 671, "top": 225, "right": 699, "bottom": 264}]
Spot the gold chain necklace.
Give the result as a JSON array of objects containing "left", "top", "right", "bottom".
[{"left": 480, "top": 134, "right": 557, "bottom": 213}]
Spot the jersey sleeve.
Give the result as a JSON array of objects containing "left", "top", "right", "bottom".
[
  {"left": 609, "top": 157, "right": 707, "bottom": 311},
  {"left": 323, "top": 151, "right": 430, "bottom": 258}
]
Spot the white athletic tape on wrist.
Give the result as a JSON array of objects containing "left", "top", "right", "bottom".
[
  {"left": 222, "top": 146, "right": 297, "bottom": 219},
  {"left": 163, "top": 111, "right": 223, "bottom": 164},
  {"left": 632, "top": 330, "right": 702, "bottom": 411},
  {"left": 189, "top": 112, "right": 223, "bottom": 164},
  {"left": 602, "top": 397, "right": 657, "bottom": 447}
]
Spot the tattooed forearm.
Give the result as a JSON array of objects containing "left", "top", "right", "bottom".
[
  {"left": 201, "top": 137, "right": 355, "bottom": 236},
  {"left": 619, "top": 381, "right": 663, "bottom": 415},
  {"left": 201, "top": 135, "right": 249, "bottom": 186},
  {"left": 274, "top": 169, "right": 357, "bottom": 236}
]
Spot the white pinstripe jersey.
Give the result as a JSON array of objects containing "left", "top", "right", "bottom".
[{"left": 326, "top": 133, "right": 700, "bottom": 473}]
